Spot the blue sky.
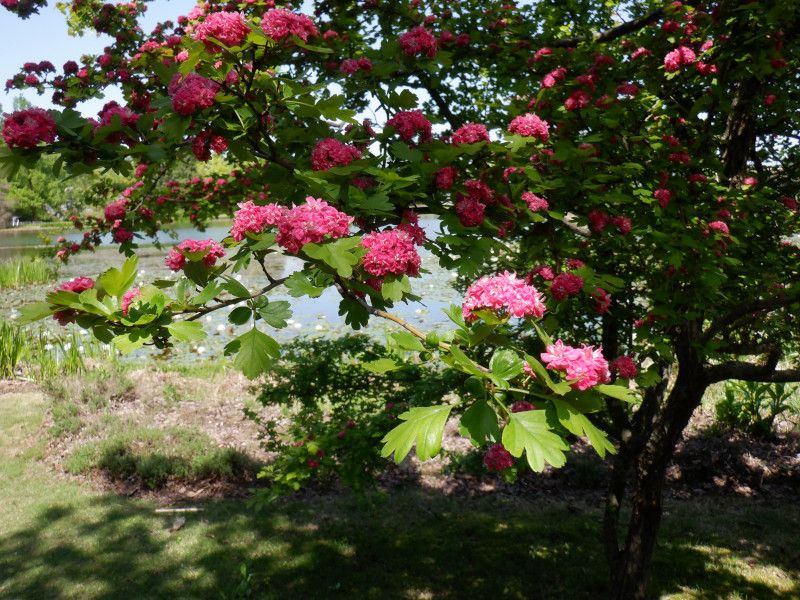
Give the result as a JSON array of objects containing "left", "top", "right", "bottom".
[{"left": 0, "top": 0, "right": 198, "bottom": 115}]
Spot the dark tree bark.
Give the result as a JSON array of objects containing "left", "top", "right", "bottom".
[{"left": 605, "top": 329, "right": 708, "bottom": 600}]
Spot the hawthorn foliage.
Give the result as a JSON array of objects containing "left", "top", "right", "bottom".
[{"left": 3, "top": 0, "right": 800, "bottom": 596}]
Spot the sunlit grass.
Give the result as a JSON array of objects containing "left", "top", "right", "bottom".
[{"left": 0, "top": 257, "right": 55, "bottom": 288}]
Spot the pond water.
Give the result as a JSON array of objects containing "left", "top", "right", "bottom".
[{"left": 0, "top": 219, "right": 463, "bottom": 363}]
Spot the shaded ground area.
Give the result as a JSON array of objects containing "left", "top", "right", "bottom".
[
  {"left": 1, "top": 377, "right": 799, "bottom": 599},
  {"left": 19, "top": 369, "right": 800, "bottom": 506}
]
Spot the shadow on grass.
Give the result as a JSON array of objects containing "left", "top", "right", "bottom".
[{"left": 0, "top": 489, "right": 798, "bottom": 600}]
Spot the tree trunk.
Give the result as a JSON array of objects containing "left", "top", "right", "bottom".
[{"left": 605, "top": 348, "right": 707, "bottom": 600}]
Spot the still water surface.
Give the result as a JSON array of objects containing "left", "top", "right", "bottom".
[{"left": 0, "top": 219, "right": 463, "bottom": 361}]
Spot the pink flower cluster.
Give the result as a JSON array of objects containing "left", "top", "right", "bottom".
[
  {"left": 57, "top": 276, "right": 95, "bottom": 294},
  {"left": 664, "top": 46, "right": 696, "bottom": 72},
  {"left": 451, "top": 122, "right": 489, "bottom": 146},
  {"left": 104, "top": 198, "right": 128, "bottom": 222},
  {"left": 591, "top": 287, "right": 612, "bottom": 314},
  {"left": 360, "top": 227, "right": 422, "bottom": 278},
  {"left": 399, "top": 26, "right": 437, "bottom": 58},
  {"left": 169, "top": 73, "right": 220, "bottom": 116},
  {"left": 522, "top": 192, "right": 549, "bottom": 212},
  {"left": 340, "top": 58, "right": 372, "bottom": 75},
  {"left": 610, "top": 355, "right": 637, "bottom": 379},
  {"left": 193, "top": 11, "right": 251, "bottom": 53},
  {"left": 52, "top": 276, "right": 95, "bottom": 325},
  {"left": 165, "top": 239, "right": 226, "bottom": 271},
  {"left": 260, "top": 8, "right": 319, "bottom": 42},
  {"left": 231, "top": 200, "right": 285, "bottom": 241},
  {"left": 462, "top": 271, "right": 546, "bottom": 322},
  {"left": 310, "top": 138, "right": 362, "bottom": 171},
  {"left": 385, "top": 110, "right": 432, "bottom": 144},
  {"left": 436, "top": 166, "right": 458, "bottom": 190},
  {"left": 121, "top": 288, "right": 142, "bottom": 315},
  {"left": 484, "top": 443, "right": 514, "bottom": 471},
  {"left": 550, "top": 272, "right": 584, "bottom": 301},
  {"left": 1, "top": 107, "right": 57, "bottom": 148},
  {"left": 541, "top": 340, "right": 610, "bottom": 391},
  {"left": 508, "top": 113, "right": 550, "bottom": 142},
  {"left": 455, "top": 195, "right": 485, "bottom": 227},
  {"left": 276, "top": 197, "right": 353, "bottom": 254}
]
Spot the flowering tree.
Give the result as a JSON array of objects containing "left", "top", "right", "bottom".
[{"left": 4, "top": 0, "right": 800, "bottom": 597}]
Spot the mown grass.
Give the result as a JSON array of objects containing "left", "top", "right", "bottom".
[
  {"left": 65, "top": 426, "right": 255, "bottom": 489},
  {"left": 1, "top": 387, "right": 799, "bottom": 600}
]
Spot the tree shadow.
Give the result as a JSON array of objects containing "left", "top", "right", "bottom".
[{"left": 1, "top": 485, "right": 798, "bottom": 600}]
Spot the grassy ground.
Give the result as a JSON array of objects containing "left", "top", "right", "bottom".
[{"left": 1, "top": 382, "right": 799, "bottom": 600}]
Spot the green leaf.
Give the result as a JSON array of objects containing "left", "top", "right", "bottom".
[
  {"left": 490, "top": 349, "right": 524, "bottom": 381},
  {"left": 595, "top": 384, "right": 637, "bottom": 403},
  {"left": 448, "top": 344, "right": 482, "bottom": 375},
  {"left": 459, "top": 401, "right": 500, "bottom": 446},
  {"left": 391, "top": 330, "right": 426, "bottom": 352},
  {"left": 257, "top": 300, "right": 292, "bottom": 328},
  {"left": 381, "top": 405, "right": 453, "bottom": 463},
  {"left": 502, "top": 410, "right": 569, "bottom": 471},
  {"left": 381, "top": 275, "right": 412, "bottom": 302},
  {"left": 338, "top": 298, "right": 369, "bottom": 329},
  {"left": 285, "top": 272, "right": 327, "bottom": 298},
  {"left": 16, "top": 302, "right": 57, "bottom": 324},
  {"left": 303, "top": 237, "right": 362, "bottom": 278},
  {"left": 192, "top": 281, "right": 223, "bottom": 305},
  {"left": 361, "top": 358, "right": 405, "bottom": 372},
  {"left": 167, "top": 320, "right": 207, "bottom": 342},
  {"left": 523, "top": 353, "right": 572, "bottom": 396},
  {"left": 224, "top": 328, "right": 280, "bottom": 379},
  {"left": 551, "top": 399, "right": 615, "bottom": 458},
  {"left": 228, "top": 306, "right": 253, "bottom": 326},
  {"left": 443, "top": 303, "right": 466, "bottom": 328},
  {"left": 98, "top": 255, "right": 138, "bottom": 297},
  {"left": 112, "top": 330, "right": 152, "bottom": 354},
  {"left": 222, "top": 276, "right": 251, "bottom": 299}
]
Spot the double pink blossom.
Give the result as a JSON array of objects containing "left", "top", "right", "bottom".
[
  {"left": 462, "top": 271, "right": 546, "bottom": 322},
  {"left": 1, "top": 107, "right": 57, "bottom": 148},
  {"left": 360, "top": 227, "right": 421, "bottom": 278},
  {"left": 386, "top": 110, "right": 432, "bottom": 144},
  {"left": 451, "top": 122, "right": 489, "bottom": 146},
  {"left": 231, "top": 201, "right": 285, "bottom": 241},
  {"left": 276, "top": 197, "right": 353, "bottom": 254},
  {"left": 260, "top": 8, "right": 319, "bottom": 43},
  {"left": 541, "top": 340, "right": 610, "bottom": 391},
  {"left": 169, "top": 72, "right": 220, "bottom": 116},
  {"left": 508, "top": 113, "right": 550, "bottom": 142},
  {"left": 165, "top": 239, "right": 226, "bottom": 271},
  {"left": 310, "top": 138, "right": 362, "bottom": 171},
  {"left": 399, "top": 26, "right": 437, "bottom": 58},
  {"left": 484, "top": 443, "right": 514, "bottom": 472},
  {"left": 193, "top": 11, "right": 251, "bottom": 53}
]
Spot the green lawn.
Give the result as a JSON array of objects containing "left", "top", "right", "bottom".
[{"left": 1, "top": 387, "right": 798, "bottom": 600}]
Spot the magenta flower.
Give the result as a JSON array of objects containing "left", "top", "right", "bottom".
[
  {"left": 260, "top": 8, "right": 319, "bottom": 43},
  {"left": 1, "top": 107, "right": 57, "bottom": 148},
  {"left": 360, "top": 227, "right": 421, "bottom": 277},
  {"left": 193, "top": 11, "right": 251, "bottom": 53},
  {"left": 484, "top": 443, "right": 514, "bottom": 472}
]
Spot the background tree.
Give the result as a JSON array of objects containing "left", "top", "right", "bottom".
[{"left": 3, "top": 1, "right": 800, "bottom": 598}]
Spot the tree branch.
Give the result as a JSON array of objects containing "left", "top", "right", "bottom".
[
  {"left": 699, "top": 295, "right": 799, "bottom": 345},
  {"left": 705, "top": 363, "right": 800, "bottom": 384},
  {"left": 550, "top": 8, "right": 664, "bottom": 48}
]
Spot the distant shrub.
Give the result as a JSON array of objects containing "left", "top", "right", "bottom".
[
  {"left": 249, "top": 334, "right": 462, "bottom": 501},
  {"left": 715, "top": 380, "right": 798, "bottom": 437}
]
